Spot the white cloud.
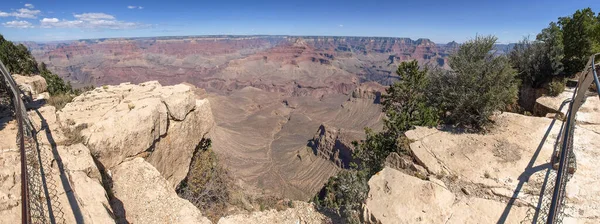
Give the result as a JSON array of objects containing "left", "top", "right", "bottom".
[
  {"left": 339, "top": 24, "right": 343, "bottom": 27},
  {"left": 40, "top": 13, "right": 147, "bottom": 30},
  {"left": 127, "top": 6, "right": 143, "bottom": 9},
  {"left": 3, "top": 20, "right": 34, "bottom": 28},
  {"left": 74, "top": 13, "right": 115, "bottom": 21},
  {"left": 24, "top": 3, "right": 34, "bottom": 9},
  {"left": 41, "top": 18, "right": 59, "bottom": 23},
  {"left": 0, "top": 8, "right": 41, "bottom": 18}
]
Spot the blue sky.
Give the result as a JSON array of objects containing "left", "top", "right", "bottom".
[{"left": 0, "top": 0, "right": 598, "bottom": 43}]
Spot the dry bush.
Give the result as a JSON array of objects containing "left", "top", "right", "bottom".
[
  {"left": 47, "top": 93, "right": 74, "bottom": 110},
  {"left": 60, "top": 119, "right": 86, "bottom": 146},
  {"left": 178, "top": 138, "right": 232, "bottom": 222}
]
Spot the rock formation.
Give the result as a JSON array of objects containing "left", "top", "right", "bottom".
[
  {"left": 57, "top": 81, "right": 214, "bottom": 188},
  {"left": 362, "top": 107, "right": 600, "bottom": 223},
  {"left": 111, "top": 158, "right": 212, "bottom": 224},
  {"left": 1, "top": 79, "right": 216, "bottom": 223},
  {"left": 309, "top": 124, "right": 360, "bottom": 168},
  {"left": 12, "top": 74, "right": 49, "bottom": 100}
]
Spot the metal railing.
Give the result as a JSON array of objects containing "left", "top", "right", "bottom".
[
  {"left": 546, "top": 54, "right": 600, "bottom": 224},
  {"left": 0, "top": 59, "right": 34, "bottom": 224}
]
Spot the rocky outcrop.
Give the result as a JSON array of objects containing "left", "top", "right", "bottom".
[
  {"left": 396, "top": 109, "right": 600, "bottom": 223},
  {"left": 217, "top": 201, "right": 326, "bottom": 224},
  {"left": 2, "top": 76, "right": 216, "bottom": 223},
  {"left": 111, "top": 158, "right": 212, "bottom": 224},
  {"left": 364, "top": 167, "right": 532, "bottom": 224},
  {"left": 12, "top": 74, "right": 48, "bottom": 100},
  {"left": 58, "top": 81, "right": 215, "bottom": 188},
  {"left": 351, "top": 82, "right": 385, "bottom": 103},
  {"left": 309, "top": 124, "right": 360, "bottom": 168}
]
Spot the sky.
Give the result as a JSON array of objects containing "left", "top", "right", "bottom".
[{"left": 0, "top": 0, "right": 598, "bottom": 44}]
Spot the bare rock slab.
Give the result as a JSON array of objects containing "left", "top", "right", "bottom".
[
  {"left": 363, "top": 168, "right": 455, "bottom": 224},
  {"left": 218, "top": 201, "right": 326, "bottom": 224},
  {"left": 111, "top": 158, "right": 212, "bottom": 224}
]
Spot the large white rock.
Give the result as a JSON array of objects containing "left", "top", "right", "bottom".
[
  {"left": 147, "top": 98, "right": 214, "bottom": 188},
  {"left": 58, "top": 81, "right": 215, "bottom": 188},
  {"left": 111, "top": 158, "right": 212, "bottom": 224},
  {"left": 363, "top": 168, "right": 455, "bottom": 224},
  {"left": 12, "top": 74, "right": 47, "bottom": 98}
]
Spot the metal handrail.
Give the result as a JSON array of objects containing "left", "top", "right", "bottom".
[
  {"left": 0, "top": 60, "right": 31, "bottom": 224},
  {"left": 546, "top": 54, "right": 599, "bottom": 224}
]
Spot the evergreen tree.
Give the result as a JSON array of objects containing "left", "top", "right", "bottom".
[
  {"left": 430, "top": 35, "right": 518, "bottom": 130},
  {"left": 559, "top": 8, "right": 600, "bottom": 74}
]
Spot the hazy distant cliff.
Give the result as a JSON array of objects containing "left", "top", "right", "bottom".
[{"left": 23, "top": 36, "right": 457, "bottom": 94}]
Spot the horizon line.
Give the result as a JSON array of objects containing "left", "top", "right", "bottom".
[{"left": 15, "top": 34, "right": 517, "bottom": 45}]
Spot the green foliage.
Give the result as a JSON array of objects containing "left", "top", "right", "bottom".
[
  {"left": 510, "top": 37, "right": 562, "bottom": 88},
  {"left": 314, "top": 170, "right": 369, "bottom": 224},
  {"left": 547, "top": 78, "right": 566, "bottom": 97},
  {"left": 0, "top": 34, "right": 76, "bottom": 97},
  {"left": 559, "top": 8, "right": 600, "bottom": 75},
  {"left": 352, "top": 129, "right": 397, "bottom": 176},
  {"left": 382, "top": 60, "right": 439, "bottom": 135},
  {"left": 430, "top": 35, "right": 518, "bottom": 130},
  {"left": 0, "top": 35, "right": 38, "bottom": 75},
  {"left": 354, "top": 60, "right": 438, "bottom": 176}
]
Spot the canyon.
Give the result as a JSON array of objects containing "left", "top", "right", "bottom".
[{"left": 22, "top": 35, "right": 455, "bottom": 201}]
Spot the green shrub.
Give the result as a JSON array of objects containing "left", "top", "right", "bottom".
[
  {"left": 510, "top": 37, "right": 562, "bottom": 88},
  {"left": 430, "top": 35, "right": 518, "bottom": 131},
  {"left": 547, "top": 78, "right": 566, "bottom": 96},
  {"left": 314, "top": 170, "right": 369, "bottom": 224},
  {"left": 382, "top": 60, "right": 439, "bottom": 135}
]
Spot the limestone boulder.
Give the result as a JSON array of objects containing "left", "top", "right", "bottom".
[
  {"left": 363, "top": 168, "right": 455, "bottom": 224},
  {"left": 111, "top": 158, "right": 211, "bottom": 224},
  {"left": 58, "top": 81, "right": 215, "bottom": 188},
  {"left": 158, "top": 84, "right": 197, "bottom": 121},
  {"left": 218, "top": 201, "right": 326, "bottom": 224},
  {"left": 12, "top": 74, "right": 47, "bottom": 98}
]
